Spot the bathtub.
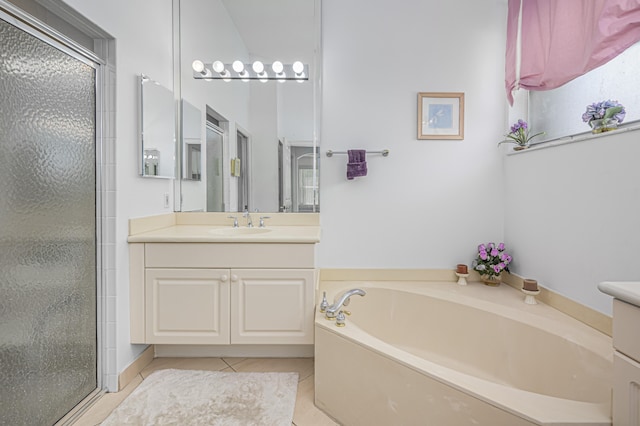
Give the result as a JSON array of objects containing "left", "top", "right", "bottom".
[{"left": 314, "top": 281, "right": 612, "bottom": 425}]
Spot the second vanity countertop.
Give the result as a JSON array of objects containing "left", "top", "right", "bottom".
[
  {"left": 128, "top": 212, "right": 321, "bottom": 244},
  {"left": 598, "top": 281, "right": 640, "bottom": 308}
]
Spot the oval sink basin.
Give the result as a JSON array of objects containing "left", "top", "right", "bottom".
[{"left": 209, "top": 227, "right": 272, "bottom": 236}]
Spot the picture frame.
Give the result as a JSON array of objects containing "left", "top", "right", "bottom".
[{"left": 418, "top": 92, "right": 464, "bottom": 140}]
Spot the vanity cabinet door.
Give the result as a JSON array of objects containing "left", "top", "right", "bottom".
[
  {"left": 230, "top": 269, "right": 315, "bottom": 344},
  {"left": 145, "top": 268, "right": 230, "bottom": 344}
]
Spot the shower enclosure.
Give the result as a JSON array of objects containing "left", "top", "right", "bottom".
[{"left": 0, "top": 9, "right": 100, "bottom": 426}]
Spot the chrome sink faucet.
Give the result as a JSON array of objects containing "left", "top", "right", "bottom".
[
  {"left": 325, "top": 288, "right": 366, "bottom": 319},
  {"left": 243, "top": 209, "right": 253, "bottom": 227}
]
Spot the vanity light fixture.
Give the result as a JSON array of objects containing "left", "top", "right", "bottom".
[
  {"left": 192, "top": 59, "right": 309, "bottom": 82},
  {"left": 191, "top": 60, "right": 207, "bottom": 76},
  {"left": 212, "top": 61, "right": 225, "bottom": 73},
  {"left": 252, "top": 61, "right": 268, "bottom": 82},
  {"left": 292, "top": 61, "right": 306, "bottom": 82},
  {"left": 232, "top": 60, "right": 244, "bottom": 73}
]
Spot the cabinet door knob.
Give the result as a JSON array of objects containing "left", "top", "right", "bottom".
[
  {"left": 220, "top": 274, "right": 229, "bottom": 282},
  {"left": 231, "top": 274, "right": 239, "bottom": 282}
]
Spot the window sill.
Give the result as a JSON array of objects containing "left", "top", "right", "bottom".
[{"left": 506, "top": 122, "right": 640, "bottom": 155}]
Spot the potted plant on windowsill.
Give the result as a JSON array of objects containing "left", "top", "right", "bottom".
[
  {"left": 472, "top": 242, "right": 512, "bottom": 286},
  {"left": 582, "top": 100, "right": 625, "bottom": 134},
  {"left": 498, "top": 119, "right": 544, "bottom": 150}
]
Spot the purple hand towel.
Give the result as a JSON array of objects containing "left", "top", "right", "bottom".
[{"left": 347, "top": 149, "right": 367, "bottom": 180}]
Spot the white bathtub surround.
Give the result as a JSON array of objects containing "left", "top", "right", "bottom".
[
  {"left": 502, "top": 272, "right": 612, "bottom": 336},
  {"left": 316, "top": 280, "right": 612, "bottom": 425},
  {"left": 320, "top": 268, "right": 612, "bottom": 337}
]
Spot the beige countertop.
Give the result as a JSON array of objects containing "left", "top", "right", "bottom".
[{"left": 128, "top": 224, "right": 320, "bottom": 243}]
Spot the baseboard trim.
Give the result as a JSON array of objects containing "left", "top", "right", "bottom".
[{"left": 118, "top": 345, "right": 155, "bottom": 391}]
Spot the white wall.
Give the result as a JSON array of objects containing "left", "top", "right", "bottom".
[
  {"left": 318, "top": 0, "right": 508, "bottom": 268},
  {"left": 61, "top": 0, "right": 175, "bottom": 389},
  {"left": 504, "top": 130, "right": 640, "bottom": 315}
]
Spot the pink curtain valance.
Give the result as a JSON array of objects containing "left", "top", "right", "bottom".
[{"left": 506, "top": 0, "right": 640, "bottom": 105}]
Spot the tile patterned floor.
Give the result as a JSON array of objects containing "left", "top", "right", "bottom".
[{"left": 73, "top": 357, "right": 339, "bottom": 426}]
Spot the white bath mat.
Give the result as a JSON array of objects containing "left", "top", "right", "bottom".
[{"left": 101, "top": 369, "right": 299, "bottom": 426}]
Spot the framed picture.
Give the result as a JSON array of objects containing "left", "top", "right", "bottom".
[{"left": 418, "top": 92, "right": 464, "bottom": 140}]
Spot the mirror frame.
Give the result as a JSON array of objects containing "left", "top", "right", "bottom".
[{"left": 171, "top": 0, "right": 322, "bottom": 212}]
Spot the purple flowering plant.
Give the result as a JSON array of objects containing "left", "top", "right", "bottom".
[
  {"left": 472, "top": 242, "right": 512, "bottom": 278},
  {"left": 582, "top": 100, "right": 625, "bottom": 124},
  {"left": 498, "top": 119, "right": 544, "bottom": 147}
]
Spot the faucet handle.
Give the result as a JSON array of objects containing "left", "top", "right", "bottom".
[
  {"left": 259, "top": 216, "right": 271, "bottom": 228},
  {"left": 319, "top": 291, "right": 329, "bottom": 313},
  {"left": 227, "top": 216, "right": 239, "bottom": 228},
  {"left": 336, "top": 311, "right": 346, "bottom": 327}
]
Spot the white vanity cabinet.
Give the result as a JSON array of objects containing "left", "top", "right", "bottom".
[
  {"left": 230, "top": 268, "right": 316, "bottom": 344},
  {"left": 130, "top": 242, "right": 317, "bottom": 346},
  {"left": 598, "top": 281, "right": 640, "bottom": 426},
  {"left": 145, "top": 268, "right": 230, "bottom": 344}
]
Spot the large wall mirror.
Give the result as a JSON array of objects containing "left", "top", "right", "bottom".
[
  {"left": 175, "top": 0, "right": 321, "bottom": 213},
  {"left": 138, "top": 74, "right": 176, "bottom": 179}
]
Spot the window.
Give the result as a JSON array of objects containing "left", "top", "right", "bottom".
[
  {"left": 528, "top": 42, "right": 640, "bottom": 142},
  {"left": 297, "top": 167, "right": 317, "bottom": 211}
]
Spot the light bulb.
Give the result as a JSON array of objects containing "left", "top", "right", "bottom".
[
  {"left": 212, "top": 61, "right": 225, "bottom": 73},
  {"left": 292, "top": 61, "right": 304, "bottom": 74},
  {"left": 252, "top": 61, "right": 264, "bottom": 74},
  {"left": 192, "top": 60, "right": 205, "bottom": 73},
  {"left": 272, "top": 61, "right": 284, "bottom": 74},
  {"left": 232, "top": 60, "right": 245, "bottom": 73}
]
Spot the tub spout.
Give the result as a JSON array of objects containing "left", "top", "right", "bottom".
[{"left": 325, "top": 288, "right": 366, "bottom": 319}]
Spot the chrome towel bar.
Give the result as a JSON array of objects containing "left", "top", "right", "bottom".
[{"left": 325, "top": 149, "right": 389, "bottom": 157}]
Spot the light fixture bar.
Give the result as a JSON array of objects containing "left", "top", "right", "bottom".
[{"left": 192, "top": 61, "right": 309, "bottom": 81}]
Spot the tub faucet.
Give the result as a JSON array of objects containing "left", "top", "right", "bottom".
[{"left": 325, "top": 288, "right": 366, "bottom": 319}]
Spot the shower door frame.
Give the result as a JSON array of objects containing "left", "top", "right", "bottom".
[{"left": 0, "top": 1, "right": 109, "bottom": 422}]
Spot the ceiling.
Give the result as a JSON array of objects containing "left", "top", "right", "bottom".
[{"left": 220, "top": 0, "right": 316, "bottom": 63}]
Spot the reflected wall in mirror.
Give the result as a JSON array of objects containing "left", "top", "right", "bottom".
[
  {"left": 182, "top": 100, "right": 202, "bottom": 182},
  {"left": 175, "top": 0, "right": 320, "bottom": 213},
  {"left": 138, "top": 74, "right": 176, "bottom": 178}
]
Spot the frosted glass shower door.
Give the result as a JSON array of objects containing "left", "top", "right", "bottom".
[{"left": 0, "top": 16, "right": 98, "bottom": 426}]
